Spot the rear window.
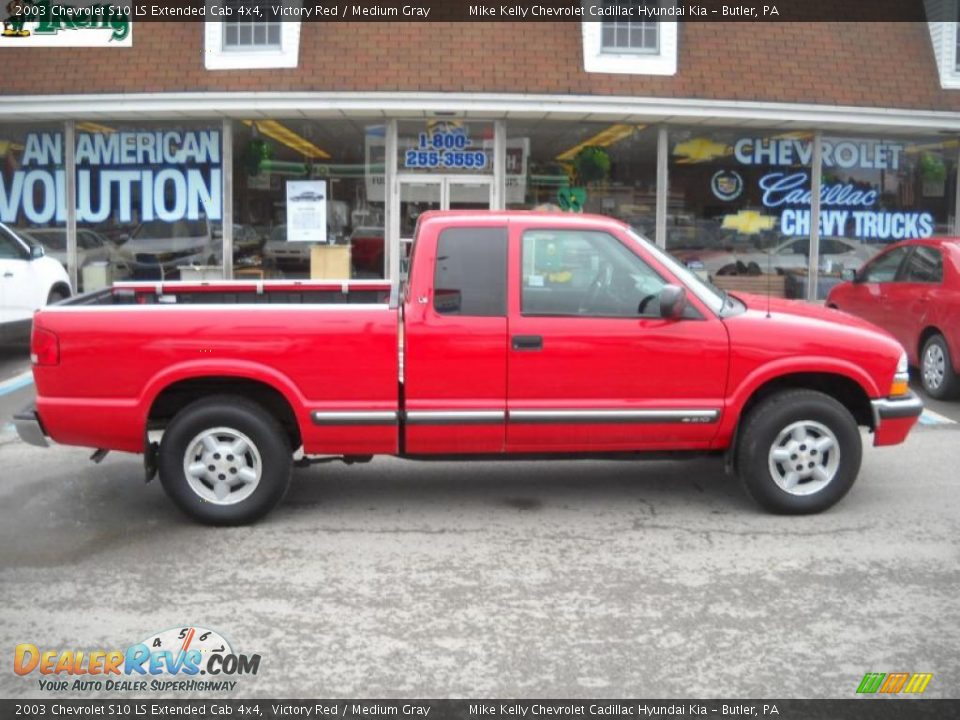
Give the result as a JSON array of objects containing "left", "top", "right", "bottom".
[
  {"left": 433, "top": 227, "right": 507, "bottom": 317},
  {"left": 902, "top": 246, "right": 943, "bottom": 284}
]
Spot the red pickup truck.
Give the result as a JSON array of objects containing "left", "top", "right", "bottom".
[{"left": 16, "top": 212, "right": 922, "bottom": 524}]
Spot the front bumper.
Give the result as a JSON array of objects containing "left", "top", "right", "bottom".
[
  {"left": 871, "top": 391, "right": 924, "bottom": 447},
  {"left": 14, "top": 403, "right": 49, "bottom": 448}
]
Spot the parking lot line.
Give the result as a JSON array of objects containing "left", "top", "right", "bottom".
[
  {"left": 0, "top": 371, "right": 33, "bottom": 398},
  {"left": 919, "top": 408, "right": 957, "bottom": 426}
]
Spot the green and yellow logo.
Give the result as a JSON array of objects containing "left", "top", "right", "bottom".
[
  {"left": 857, "top": 672, "right": 933, "bottom": 695},
  {"left": 2, "top": 0, "right": 129, "bottom": 42}
]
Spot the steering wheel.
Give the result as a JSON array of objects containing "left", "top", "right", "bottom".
[
  {"left": 637, "top": 293, "right": 659, "bottom": 315},
  {"left": 579, "top": 263, "right": 611, "bottom": 314}
]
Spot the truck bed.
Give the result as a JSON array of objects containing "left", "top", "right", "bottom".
[{"left": 33, "top": 280, "right": 401, "bottom": 456}]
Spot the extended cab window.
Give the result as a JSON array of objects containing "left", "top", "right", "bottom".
[
  {"left": 433, "top": 227, "right": 507, "bottom": 316},
  {"left": 862, "top": 247, "right": 909, "bottom": 283},
  {"left": 902, "top": 246, "right": 943, "bottom": 283},
  {"left": 521, "top": 229, "right": 666, "bottom": 317}
]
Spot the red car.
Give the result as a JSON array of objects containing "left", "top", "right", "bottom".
[
  {"left": 16, "top": 212, "right": 921, "bottom": 524},
  {"left": 827, "top": 238, "right": 960, "bottom": 400}
]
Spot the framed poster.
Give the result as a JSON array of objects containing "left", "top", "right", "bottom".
[{"left": 286, "top": 180, "right": 327, "bottom": 243}]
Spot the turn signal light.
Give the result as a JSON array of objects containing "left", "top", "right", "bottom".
[
  {"left": 31, "top": 327, "right": 60, "bottom": 366},
  {"left": 890, "top": 378, "right": 910, "bottom": 397},
  {"left": 890, "top": 351, "right": 910, "bottom": 397}
]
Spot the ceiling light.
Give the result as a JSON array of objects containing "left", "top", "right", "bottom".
[
  {"left": 555, "top": 124, "right": 645, "bottom": 162},
  {"left": 243, "top": 120, "right": 331, "bottom": 160}
]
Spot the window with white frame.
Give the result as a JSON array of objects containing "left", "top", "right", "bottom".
[
  {"left": 582, "top": 1, "right": 676, "bottom": 75},
  {"left": 204, "top": 1, "right": 301, "bottom": 70},
  {"left": 924, "top": 0, "right": 960, "bottom": 87},
  {"left": 955, "top": 13, "right": 960, "bottom": 70},
  {"left": 601, "top": 2, "right": 659, "bottom": 53},
  {"left": 222, "top": 1, "right": 282, "bottom": 50}
]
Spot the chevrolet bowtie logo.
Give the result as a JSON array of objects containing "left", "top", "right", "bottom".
[
  {"left": 722, "top": 210, "right": 777, "bottom": 235},
  {"left": 672, "top": 137, "right": 732, "bottom": 163}
]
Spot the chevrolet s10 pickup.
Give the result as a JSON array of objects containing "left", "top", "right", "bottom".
[{"left": 16, "top": 212, "right": 923, "bottom": 524}]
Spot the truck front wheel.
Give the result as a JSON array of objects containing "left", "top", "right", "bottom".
[
  {"left": 736, "top": 390, "right": 862, "bottom": 514},
  {"left": 158, "top": 396, "right": 292, "bottom": 525}
]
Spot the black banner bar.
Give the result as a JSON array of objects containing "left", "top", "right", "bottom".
[
  {"left": 9, "top": 0, "right": 938, "bottom": 23},
  {"left": 0, "top": 700, "right": 957, "bottom": 720}
]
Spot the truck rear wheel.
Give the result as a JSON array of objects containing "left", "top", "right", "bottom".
[
  {"left": 158, "top": 395, "right": 292, "bottom": 525},
  {"left": 736, "top": 389, "right": 862, "bottom": 514}
]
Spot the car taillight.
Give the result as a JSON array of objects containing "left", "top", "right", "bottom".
[{"left": 31, "top": 327, "right": 60, "bottom": 366}]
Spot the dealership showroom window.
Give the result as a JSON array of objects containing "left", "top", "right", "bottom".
[{"left": 1, "top": 120, "right": 955, "bottom": 301}]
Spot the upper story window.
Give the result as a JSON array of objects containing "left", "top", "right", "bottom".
[
  {"left": 955, "top": 19, "right": 960, "bottom": 70},
  {"left": 205, "top": 1, "right": 301, "bottom": 70},
  {"left": 582, "top": 2, "right": 677, "bottom": 75},
  {"left": 223, "top": 1, "right": 282, "bottom": 50},
  {"left": 601, "top": 2, "right": 659, "bottom": 53},
  {"left": 925, "top": 0, "right": 960, "bottom": 87}
]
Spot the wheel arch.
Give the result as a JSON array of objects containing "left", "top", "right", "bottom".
[
  {"left": 146, "top": 375, "right": 303, "bottom": 451},
  {"left": 47, "top": 281, "right": 71, "bottom": 302},
  {"left": 739, "top": 372, "right": 875, "bottom": 432}
]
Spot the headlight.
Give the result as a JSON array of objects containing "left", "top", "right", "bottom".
[{"left": 891, "top": 351, "right": 910, "bottom": 397}]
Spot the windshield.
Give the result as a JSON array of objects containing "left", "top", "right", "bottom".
[
  {"left": 22, "top": 230, "right": 66, "bottom": 250},
  {"left": 625, "top": 227, "right": 726, "bottom": 315},
  {"left": 133, "top": 220, "right": 208, "bottom": 240}
]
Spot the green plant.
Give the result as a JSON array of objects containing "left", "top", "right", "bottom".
[
  {"left": 573, "top": 146, "right": 611, "bottom": 185},
  {"left": 919, "top": 153, "right": 947, "bottom": 183},
  {"left": 243, "top": 138, "right": 272, "bottom": 177}
]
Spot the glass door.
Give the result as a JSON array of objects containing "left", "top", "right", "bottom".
[
  {"left": 445, "top": 177, "right": 494, "bottom": 210},
  {"left": 398, "top": 178, "right": 443, "bottom": 270},
  {"left": 394, "top": 176, "right": 495, "bottom": 279}
]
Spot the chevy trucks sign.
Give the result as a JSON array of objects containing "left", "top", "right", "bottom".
[
  {"left": 1, "top": 1, "right": 131, "bottom": 47},
  {"left": 0, "top": 130, "right": 222, "bottom": 224}
]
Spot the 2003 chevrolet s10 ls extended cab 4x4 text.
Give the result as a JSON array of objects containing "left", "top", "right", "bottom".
[{"left": 16, "top": 212, "right": 923, "bottom": 524}]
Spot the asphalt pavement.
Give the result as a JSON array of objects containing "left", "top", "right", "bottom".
[{"left": 1, "top": 347, "right": 958, "bottom": 699}]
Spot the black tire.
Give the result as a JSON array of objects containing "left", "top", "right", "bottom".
[
  {"left": 920, "top": 334, "right": 960, "bottom": 400},
  {"left": 158, "top": 395, "right": 292, "bottom": 525},
  {"left": 736, "top": 389, "right": 862, "bottom": 514}
]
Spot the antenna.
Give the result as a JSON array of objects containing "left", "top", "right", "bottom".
[{"left": 766, "top": 233, "right": 772, "bottom": 318}]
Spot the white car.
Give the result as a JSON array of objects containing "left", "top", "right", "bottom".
[
  {"left": 20, "top": 228, "right": 114, "bottom": 273},
  {"left": 123, "top": 219, "right": 220, "bottom": 279},
  {"left": 262, "top": 225, "right": 311, "bottom": 271},
  {"left": 0, "top": 223, "right": 72, "bottom": 341},
  {"left": 681, "top": 235, "right": 876, "bottom": 279}
]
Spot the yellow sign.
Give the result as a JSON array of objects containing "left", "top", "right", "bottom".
[
  {"left": 673, "top": 137, "right": 732, "bottom": 163},
  {"left": 721, "top": 210, "right": 776, "bottom": 235}
]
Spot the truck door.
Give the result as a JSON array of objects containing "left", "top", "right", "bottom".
[
  {"left": 506, "top": 225, "right": 729, "bottom": 453},
  {"left": 402, "top": 223, "right": 508, "bottom": 454}
]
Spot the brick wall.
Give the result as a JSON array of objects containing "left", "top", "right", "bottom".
[{"left": 2, "top": 22, "right": 958, "bottom": 111}]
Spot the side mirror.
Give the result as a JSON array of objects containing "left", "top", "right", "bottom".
[
  {"left": 659, "top": 284, "right": 687, "bottom": 320},
  {"left": 841, "top": 268, "right": 858, "bottom": 282},
  {"left": 30, "top": 245, "right": 45, "bottom": 260}
]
